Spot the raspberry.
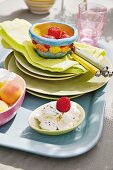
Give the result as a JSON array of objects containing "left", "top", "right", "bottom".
[
  {"left": 48, "top": 27, "right": 61, "bottom": 39},
  {"left": 56, "top": 97, "right": 71, "bottom": 112},
  {"left": 43, "top": 35, "right": 55, "bottom": 39}
]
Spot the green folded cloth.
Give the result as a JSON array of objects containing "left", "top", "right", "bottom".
[{"left": 0, "top": 18, "right": 106, "bottom": 74}]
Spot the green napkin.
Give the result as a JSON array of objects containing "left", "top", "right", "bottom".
[{"left": 0, "top": 18, "right": 106, "bottom": 74}]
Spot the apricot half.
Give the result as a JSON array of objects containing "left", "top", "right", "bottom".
[{"left": 0, "top": 81, "right": 22, "bottom": 106}]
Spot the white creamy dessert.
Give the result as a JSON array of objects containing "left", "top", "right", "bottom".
[{"left": 35, "top": 100, "right": 81, "bottom": 131}]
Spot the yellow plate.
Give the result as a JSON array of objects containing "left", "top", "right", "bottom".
[
  {"left": 15, "top": 59, "right": 76, "bottom": 81},
  {"left": 27, "top": 89, "right": 82, "bottom": 100},
  {"left": 4, "top": 52, "right": 111, "bottom": 96}
]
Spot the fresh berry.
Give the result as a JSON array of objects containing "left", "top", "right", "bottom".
[
  {"left": 43, "top": 35, "right": 55, "bottom": 39},
  {"left": 36, "top": 44, "right": 48, "bottom": 52},
  {"left": 56, "top": 97, "right": 71, "bottom": 112},
  {"left": 32, "top": 40, "right": 37, "bottom": 44},
  {"left": 61, "top": 33, "right": 70, "bottom": 38},
  {"left": 48, "top": 27, "right": 61, "bottom": 39},
  {"left": 44, "top": 44, "right": 50, "bottom": 49}
]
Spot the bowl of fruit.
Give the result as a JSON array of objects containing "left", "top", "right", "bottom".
[
  {"left": 29, "top": 21, "right": 78, "bottom": 59},
  {"left": 0, "top": 69, "right": 26, "bottom": 126}
]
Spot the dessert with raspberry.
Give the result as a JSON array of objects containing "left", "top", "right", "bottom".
[{"left": 35, "top": 97, "right": 84, "bottom": 131}]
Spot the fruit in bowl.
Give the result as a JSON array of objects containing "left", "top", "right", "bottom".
[
  {"left": 29, "top": 97, "right": 85, "bottom": 135},
  {"left": 0, "top": 81, "right": 23, "bottom": 106},
  {"left": 0, "top": 69, "right": 26, "bottom": 126},
  {"left": 29, "top": 21, "right": 78, "bottom": 59}
]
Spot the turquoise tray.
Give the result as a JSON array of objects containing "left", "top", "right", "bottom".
[
  {"left": 0, "top": 87, "right": 105, "bottom": 158},
  {"left": 0, "top": 41, "right": 112, "bottom": 158}
]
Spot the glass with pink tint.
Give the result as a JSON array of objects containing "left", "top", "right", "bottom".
[{"left": 77, "top": 3, "right": 107, "bottom": 46}]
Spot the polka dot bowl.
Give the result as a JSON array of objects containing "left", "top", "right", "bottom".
[{"left": 29, "top": 21, "right": 78, "bottom": 59}]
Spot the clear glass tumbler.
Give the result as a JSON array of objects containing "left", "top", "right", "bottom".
[{"left": 77, "top": 3, "right": 107, "bottom": 46}]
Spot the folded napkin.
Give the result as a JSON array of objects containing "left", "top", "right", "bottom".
[{"left": 0, "top": 18, "right": 106, "bottom": 74}]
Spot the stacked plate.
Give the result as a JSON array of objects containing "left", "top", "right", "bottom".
[
  {"left": 4, "top": 50, "right": 110, "bottom": 100},
  {"left": 24, "top": 0, "right": 56, "bottom": 14}
]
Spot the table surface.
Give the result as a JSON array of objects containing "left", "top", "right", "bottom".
[{"left": 0, "top": 0, "right": 113, "bottom": 170}]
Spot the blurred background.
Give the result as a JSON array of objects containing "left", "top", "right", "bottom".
[{"left": 0, "top": 0, "right": 113, "bottom": 45}]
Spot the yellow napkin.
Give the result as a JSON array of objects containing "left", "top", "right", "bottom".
[{"left": 0, "top": 18, "right": 106, "bottom": 74}]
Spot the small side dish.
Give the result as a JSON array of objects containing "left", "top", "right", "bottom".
[
  {"left": 0, "top": 69, "right": 26, "bottom": 125},
  {"left": 29, "top": 97, "right": 85, "bottom": 135},
  {"left": 29, "top": 21, "right": 78, "bottom": 58}
]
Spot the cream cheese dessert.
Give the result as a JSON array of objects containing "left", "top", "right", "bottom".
[{"left": 35, "top": 97, "right": 84, "bottom": 131}]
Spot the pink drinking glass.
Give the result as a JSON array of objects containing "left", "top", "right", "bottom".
[{"left": 77, "top": 2, "right": 107, "bottom": 46}]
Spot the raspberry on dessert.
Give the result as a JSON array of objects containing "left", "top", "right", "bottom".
[
  {"left": 48, "top": 27, "right": 61, "bottom": 39},
  {"left": 56, "top": 97, "right": 71, "bottom": 112},
  {"left": 43, "top": 35, "right": 55, "bottom": 39}
]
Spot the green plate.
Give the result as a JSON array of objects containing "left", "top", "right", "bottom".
[
  {"left": 14, "top": 51, "right": 75, "bottom": 78},
  {"left": 15, "top": 59, "right": 76, "bottom": 81},
  {"left": 4, "top": 52, "right": 110, "bottom": 96},
  {"left": 28, "top": 101, "right": 85, "bottom": 135},
  {"left": 27, "top": 89, "right": 82, "bottom": 100}
]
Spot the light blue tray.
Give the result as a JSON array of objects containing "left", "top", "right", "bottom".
[
  {"left": 0, "top": 41, "right": 112, "bottom": 158},
  {"left": 0, "top": 88, "right": 105, "bottom": 158}
]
